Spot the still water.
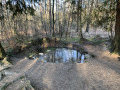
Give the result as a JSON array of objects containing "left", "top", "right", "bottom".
[{"left": 38, "top": 48, "right": 85, "bottom": 63}]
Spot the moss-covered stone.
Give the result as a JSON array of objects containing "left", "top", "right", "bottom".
[{"left": 2, "top": 57, "right": 11, "bottom": 66}]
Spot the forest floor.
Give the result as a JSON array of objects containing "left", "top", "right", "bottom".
[
  {"left": 6, "top": 29, "right": 120, "bottom": 90},
  {"left": 9, "top": 42, "right": 120, "bottom": 90}
]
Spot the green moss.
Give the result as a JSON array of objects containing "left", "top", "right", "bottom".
[
  {"left": 28, "top": 52, "right": 36, "bottom": 58},
  {"left": 87, "top": 38, "right": 105, "bottom": 45},
  {"left": 61, "top": 37, "right": 80, "bottom": 42},
  {"left": 1, "top": 57, "right": 11, "bottom": 66}
]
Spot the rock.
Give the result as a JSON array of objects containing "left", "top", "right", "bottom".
[
  {"left": 39, "top": 53, "right": 44, "bottom": 56},
  {"left": 4, "top": 70, "right": 13, "bottom": 75},
  {"left": 32, "top": 56, "right": 36, "bottom": 59},
  {"left": 28, "top": 54, "right": 37, "bottom": 60},
  {"left": 85, "top": 54, "right": 91, "bottom": 59},
  {"left": 47, "top": 50, "right": 51, "bottom": 52}
]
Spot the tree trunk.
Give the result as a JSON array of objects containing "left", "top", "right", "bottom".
[
  {"left": 0, "top": 0, "right": 6, "bottom": 60},
  {"left": 79, "top": 0, "right": 83, "bottom": 40},
  {"left": 86, "top": 20, "right": 90, "bottom": 32},
  {"left": 58, "top": 0, "right": 60, "bottom": 37},
  {"left": 85, "top": 0, "right": 94, "bottom": 32},
  {"left": 52, "top": 0, "right": 55, "bottom": 36},
  {"left": 49, "top": 0, "right": 52, "bottom": 36},
  {"left": 77, "top": 0, "right": 80, "bottom": 32},
  {"left": 0, "top": 42, "right": 6, "bottom": 60},
  {"left": 114, "top": 0, "right": 120, "bottom": 53}
]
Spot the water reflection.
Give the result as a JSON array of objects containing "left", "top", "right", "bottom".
[{"left": 38, "top": 48, "right": 85, "bottom": 63}]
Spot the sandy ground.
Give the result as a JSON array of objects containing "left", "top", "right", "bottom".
[{"left": 9, "top": 42, "right": 120, "bottom": 90}]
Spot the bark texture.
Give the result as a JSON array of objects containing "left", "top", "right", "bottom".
[
  {"left": 114, "top": 0, "right": 120, "bottom": 53},
  {"left": 0, "top": 42, "right": 6, "bottom": 60}
]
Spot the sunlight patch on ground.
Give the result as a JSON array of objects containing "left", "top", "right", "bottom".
[
  {"left": 101, "top": 51, "right": 119, "bottom": 60},
  {"left": 23, "top": 59, "right": 38, "bottom": 73}
]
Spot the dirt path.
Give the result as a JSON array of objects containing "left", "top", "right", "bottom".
[{"left": 10, "top": 44, "right": 120, "bottom": 90}]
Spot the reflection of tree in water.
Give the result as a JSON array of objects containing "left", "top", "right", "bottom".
[{"left": 40, "top": 48, "right": 84, "bottom": 63}]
